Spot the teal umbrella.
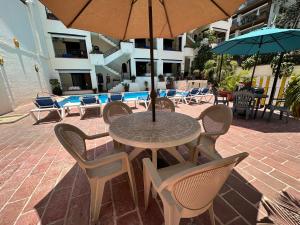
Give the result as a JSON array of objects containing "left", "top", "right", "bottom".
[{"left": 212, "top": 27, "right": 300, "bottom": 106}]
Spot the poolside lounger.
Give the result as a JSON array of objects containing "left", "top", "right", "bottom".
[
  {"left": 79, "top": 96, "right": 101, "bottom": 119},
  {"left": 108, "top": 93, "right": 123, "bottom": 102},
  {"left": 173, "top": 91, "right": 190, "bottom": 104},
  {"left": 30, "top": 96, "right": 62, "bottom": 123},
  {"left": 188, "top": 87, "right": 213, "bottom": 104},
  {"left": 137, "top": 93, "right": 150, "bottom": 109}
]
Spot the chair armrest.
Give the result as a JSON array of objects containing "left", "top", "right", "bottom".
[
  {"left": 83, "top": 152, "right": 128, "bottom": 169},
  {"left": 143, "top": 158, "right": 162, "bottom": 189},
  {"left": 86, "top": 132, "right": 109, "bottom": 140}
]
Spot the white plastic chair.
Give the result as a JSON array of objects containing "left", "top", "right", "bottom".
[
  {"left": 54, "top": 123, "right": 137, "bottom": 224},
  {"left": 143, "top": 152, "right": 248, "bottom": 225},
  {"left": 185, "top": 105, "right": 233, "bottom": 162}
]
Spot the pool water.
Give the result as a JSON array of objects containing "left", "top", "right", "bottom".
[{"left": 58, "top": 92, "right": 150, "bottom": 106}]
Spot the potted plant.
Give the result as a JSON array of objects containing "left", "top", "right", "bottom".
[
  {"left": 219, "top": 73, "right": 241, "bottom": 101},
  {"left": 92, "top": 88, "right": 97, "bottom": 94},
  {"left": 144, "top": 81, "right": 149, "bottom": 91},
  {"left": 122, "top": 82, "right": 130, "bottom": 92},
  {"left": 158, "top": 74, "right": 165, "bottom": 82},
  {"left": 285, "top": 73, "right": 300, "bottom": 118},
  {"left": 166, "top": 76, "right": 174, "bottom": 89},
  {"left": 131, "top": 75, "right": 136, "bottom": 83},
  {"left": 49, "top": 79, "right": 62, "bottom": 96}
]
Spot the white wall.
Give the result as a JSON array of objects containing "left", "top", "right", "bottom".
[{"left": 0, "top": 0, "right": 51, "bottom": 114}]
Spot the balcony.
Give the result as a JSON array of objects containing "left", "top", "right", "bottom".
[{"left": 231, "top": 10, "right": 269, "bottom": 33}]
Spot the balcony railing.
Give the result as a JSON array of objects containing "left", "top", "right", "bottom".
[
  {"left": 231, "top": 11, "right": 269, "bottom": 32},
  {"left": 54, "top": 49, "right": 88, "bottom": 58}
]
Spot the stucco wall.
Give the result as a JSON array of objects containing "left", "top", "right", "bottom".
[{"left": 0, "top": 0, "right": 51, "bottom": 114}]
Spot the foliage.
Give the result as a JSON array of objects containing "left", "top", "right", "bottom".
[
  {"left": 241, "top": 56, "right": 256, "bottom": 70},
  {"left": 158, "top": 74, "right": 165, "bottom": 82},
  {"left": 275, "top": 0, "right": 300, "bottom": 29},
  {"left": 131, "top": 75, "right": 136, "bottom": 83},
  {"left": 220, "top": 73, "right": 241, "bottom": 92},
  {"left": 49, "top": 79, "right": 62, "bottom": 96},
  {"left": 144, "top": 81, "right": 148, "bottom": 87},
  {"left": 121, "top": 82, "right": 130, "bottom": 92},
  {"left": 191, "top": 44, "right": 213, "bottom": 72},
  {"left": 285, "top": 73, "right": 300, "bottom": 117},
  {"left": 271, "top": 55, "right": 295, "bottom": 78}
]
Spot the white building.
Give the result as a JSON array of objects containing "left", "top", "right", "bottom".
[{"left": 0, "top": 0, "right": 194, "bottom": 114}]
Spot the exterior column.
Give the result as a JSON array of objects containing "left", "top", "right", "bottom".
[
  {"left": 157, "top": 59, "right": 163, "bottom": 76},
  {"left": 90, "top": 67, "right": 98, "bottom": 90},
  {"left": 130, "top": 58, "right": 136, "bottom": 76}
]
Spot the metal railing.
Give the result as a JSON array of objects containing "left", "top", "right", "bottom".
[{"left": 54, "top": 49, "right": 88, "bottom": 58}]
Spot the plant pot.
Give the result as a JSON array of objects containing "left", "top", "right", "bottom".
[{"left": 219, "top": 90, "right": 233, "bottom": 101}]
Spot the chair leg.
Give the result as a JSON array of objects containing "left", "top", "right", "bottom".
[
  {"left": 143, "top": 164, "right": 151, "bottom": 210},
  {"left": 164, "top": 147, "right": 185, "bottom": 163},
  {"left": 127, "top": 161, "right": 138, "bottom": 206},
  {"left": 208, "top": 204, "right": 215, "bottom": 225},
  {"left": 268, "top": 109, "right": 274, "bottom": 122},
  {"left": 246, "top": 109, "right": 249, "bottom": 120},
  {"left": 261, "top": 105, "right": 267, "bottom": 118},
  {"left": 89, "top": 179, "right": 105, "bottom": 225},
  {"left": 163, "top": 205, "right": 180, "bottom": 225}
]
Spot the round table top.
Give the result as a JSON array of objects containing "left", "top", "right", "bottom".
[{"left": 109, "top": 111, "right": 201, "bottom": 149}]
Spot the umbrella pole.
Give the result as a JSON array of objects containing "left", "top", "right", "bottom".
[
  {"left": 269, "top": 52, "right": 284, "bottom": 105},
  {"left": 148, "top": 0, "right": 156, "bottom": 122},
  {"left": 218, "top": 54, "right": 224, "bottom": 83}
]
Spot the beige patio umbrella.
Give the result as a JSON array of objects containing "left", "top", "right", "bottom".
[{"left": 40, "top": 0, "right": 243, "bottom": 121}]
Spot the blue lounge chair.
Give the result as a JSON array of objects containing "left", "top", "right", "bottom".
[
  {"left": 109, "top": 93, "right": 123, "bottom": 102},
  {"left": 30, "top": 96, "right": 62, "bottom": 123},
  {"left": 80, "top": 95, "right": 101, "bottom": 119}
]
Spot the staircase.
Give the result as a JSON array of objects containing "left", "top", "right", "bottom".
[{"left": 99, "top": 34, "right": 120, "bottom": 47}]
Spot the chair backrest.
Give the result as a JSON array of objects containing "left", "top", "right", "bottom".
[
  {"left": 167, "top": 89, "right": 176, "bottom": 97},
  {"left": 201, "top": 87, "right": 209, "bottom": 94},
  {"left": 233, "top": 90, "right": 254, "bottom": 108},
  {"left": 54, "top": 123, "right": 88, "bottom": 168},
  {"left": 190, "top": 88, "right": 199, "bottom": 95},
  {"left": 147, "top": 97, "right": 175, "bottom": 112},
  {"left": 200, "top": 105, "right": 233, "bottom": 139},
  {"left": 169, "top": 152, "right": 248, "bottom": 210},
  {"left": 103, "top": 101, "right": 132, "bottom": 124},
  {"left": 34, "top": 97, "right": 60, "bottom": 108},
  {"left": 109, "top": 94, "right": 123, "bottom": 102},
  {"left": 80, "top": 96, "right": 98, "bottom": 105}
]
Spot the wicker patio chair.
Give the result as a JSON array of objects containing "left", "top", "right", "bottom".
[
  {"left": 232, "top": 90, "right": 255, "bottom": 120},
  {"left": 185, "top": 105, "right": 233, "bottom": 163},
  {"left": 147, "top": 97, "right": 175, "bottom": 112},
  {"left": 143, "top": 152, "right": 249, "bottom": 225},
  {"left": 103, "top": 101, "right": 133, "bottom": 125},
  {"left": 54, "top": 123, "right": 137, "bottom": 224}
]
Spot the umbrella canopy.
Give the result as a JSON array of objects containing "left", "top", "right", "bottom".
[
  {"left": 212, "top": 27, "right": 300, "bottom": 55},
  {"left": 212, "top": 27, "right": 300, "bottom": 110},
  {"left": 40, "top": 0, "right": 243, "bottom": 39},
  {"left": 40, "top": 0, "right": 243, "bottom": 121}
]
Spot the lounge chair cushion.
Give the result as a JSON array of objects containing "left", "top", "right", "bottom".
[
  {"left": 35, "top": 97, "right": 60, "bottom": 108},
  {"left": 81, "top": 96, "right": 97, "bottom": 105},
  {"left": 190, "top": 88, "right": 199, "bottom": 95},
  {"left": 110, "top": 94, "right": 123, "bottom": 102}
]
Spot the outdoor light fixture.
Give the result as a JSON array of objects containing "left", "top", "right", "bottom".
[
  {"left": 0, "top": 56, "right": 4, "bottom": 65},
  {"left": 13, "top": 38, "right": 20, "bottom": 48}
]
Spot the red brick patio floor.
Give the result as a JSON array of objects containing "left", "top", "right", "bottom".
[{"left": 0, "top": 102, "right": 299, "bottom": 225}]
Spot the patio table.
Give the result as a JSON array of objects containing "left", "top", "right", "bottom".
[
  {"left": 254, "top": 94, "right": 268, "bottom": 119},
  {"left": 109, "top": 111, "right": 201, "bottom": 168}
]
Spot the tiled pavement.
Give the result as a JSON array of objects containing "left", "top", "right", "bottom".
[{"left": 0, "top": 102, "right": 299, "bottom": 225}]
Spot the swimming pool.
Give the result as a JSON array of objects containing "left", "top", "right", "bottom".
[{"left": 58, "top": 91, "right": 150, "bottom": 106}]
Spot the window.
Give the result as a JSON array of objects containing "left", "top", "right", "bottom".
[
  {"left": 135, "top": 61, "right": 157, "bottom": 76},
  {"left": 59, "top": 73, "right": 92, "bottom": 91},
  {"left": 135, "top": 39, "right": 157, "bottom": 49},
  {"left": 52, "top": 37, "right": 88, "bottom": 58},
  {"left": 163, "top": 37, "right": 182, "bottom": 51},
  {"left": 163, "top": 63, "right": 180, "bottom": 75}
]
